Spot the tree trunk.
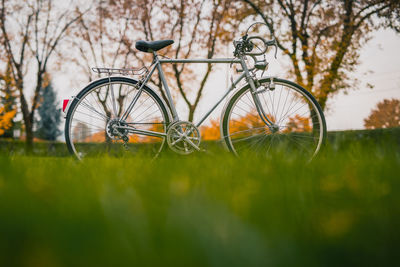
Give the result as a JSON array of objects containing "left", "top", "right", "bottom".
[
  {"left": 20, "top": 101, "right": 33, "bottom": 152},
  {"left": 16, "top": 79, "right": 33, "bottom": 152},
  {"left": 25, "top": 119, "right": 34, "bottom": 152},
  {"left": 317, "top": 95, "right": 328, "bottom": 112},
  {"left": 188, "top": 107, "right": 195, "bottom": 123}
]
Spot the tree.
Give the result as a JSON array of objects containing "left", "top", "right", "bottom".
[
  {"left": 71, "top": 0, "right": 237, "bottom": 122},
  {"left": 66, "top": 0, "right": 142, "bottom": 122},
  {"left": 364, "top": 98, "right": 400, "bottom": 129},
  {"left": 0, "top": 0, "right": 85, "bottom": 149},
  {"left": 73, "top": 122, "right": 89, "bottom": 142},
  {"left": 35, "top": 77, "right": 61, "bottom": 141},
  {"left": 150, "top": 0, "right": 236, "bottom": 121},
  {"left": 0, "top": 61, "right": 17, "bottom": 138},
  {"left": 69, "top": 0, "right": 139, "bottom": 83},
  {"left": 0, "top": 107, "right": 15, "bottom": 136},
  {"left": 200, "top": 119, "right": 220, "bottom": 140},
  {"left": 283, "top": 115, "right": 312, "bottom": 133},
  {"left": 239, "top": 0, "right": 400, "bottom": 111}
]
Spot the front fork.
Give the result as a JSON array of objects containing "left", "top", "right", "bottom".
[{"left": 240, "top": 57, "right": 277, "bottom": 131}]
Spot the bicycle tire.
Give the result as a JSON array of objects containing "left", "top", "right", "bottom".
[
  {"left": 221, "top": 78, "right": 326, "bottom": 159},
  {"left": 65, "top": 77, "right": 171, "bottom": 159}
]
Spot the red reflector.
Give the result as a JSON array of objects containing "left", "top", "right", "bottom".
[{"left": 63, "top": 99, "right": 70, "bottom": 112}]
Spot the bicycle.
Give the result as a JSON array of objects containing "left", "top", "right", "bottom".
[{"left": 63, "top": 23, "right": 327, "bottom": 160}]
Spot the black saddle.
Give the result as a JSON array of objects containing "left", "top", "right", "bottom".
[{"left": 135, "top": 40, "right": 174, "bottom": 53}]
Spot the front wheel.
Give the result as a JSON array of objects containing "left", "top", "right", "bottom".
[
  {"left": 65, "top": 77, "right": 170, "bottom": 159},
  {"left": 221, "top": 78, "right": 326, "bottom": 159}
]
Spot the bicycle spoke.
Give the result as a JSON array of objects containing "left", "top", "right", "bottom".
[
  {"left": 109, "top": 82, "right": 118, "bottom": 118},
  {"left": 67, "top": 79, "right": 168, "bottom": 159},
  {"left": 223, "top": 79, "right": 325, "bottom": 159},
  {"left": 79, "top": 98, "right": 109, "bottom": 121}
]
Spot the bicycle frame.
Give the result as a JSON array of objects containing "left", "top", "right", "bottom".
[
  {"left": 119, "top": 51, "right": 274, "bottom": 139},
  {"left": 66, "top": 24, "right": 326, "bottom": 160}
]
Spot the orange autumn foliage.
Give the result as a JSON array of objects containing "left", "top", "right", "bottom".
[
  {"left": 82, "top": 121, "right": 164, "bottom": 143},
  {"left": 229, "top": 112, "right": 267, "bottom": 132},
  {"left": 200, "top": 119, "right": 220, "bottom": 141},
  {"left": 283, "top": 115, "right": 312, "bottom": 133},
  {"left": 0, "top": 107, "right": 16, "bottom": 136},
  {"left": 364, "top": 98, "right": 400, "bottom": 129},
  {"left": 199, "top": 113, "right": 312, "bottom": 141},
  {"left": 200, "top": 113, "right": 271, "bottom": 141},
  {"left": 79, "top": 114, "right": 312, "bottom": 144}
]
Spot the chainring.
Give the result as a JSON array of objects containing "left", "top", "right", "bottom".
[{"left": 166, "top": 121, "right": 201, "bottom": 155}]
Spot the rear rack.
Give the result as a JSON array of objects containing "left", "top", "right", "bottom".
[{"left": 91, "top": 66, "right": 148, "bottom": 76}]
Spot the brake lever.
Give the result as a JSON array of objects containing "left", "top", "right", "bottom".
[{"left": 266, "top": 38, "right": 278, "bottom": 59}]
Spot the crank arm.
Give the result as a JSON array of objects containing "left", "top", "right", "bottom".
[{"left": 183, "top": 137, "right": 201, "bottom": 151}]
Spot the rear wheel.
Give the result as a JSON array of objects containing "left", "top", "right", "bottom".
[
  {"left": 65, "top": 77, "right": 170, "bottom": 159},
  {"left": 221, "top": 78, "right": 326, "bottom": 159}
]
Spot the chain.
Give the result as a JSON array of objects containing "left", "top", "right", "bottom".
[{"left": 122, "top": 135, "right": 130, "bottom": 151}]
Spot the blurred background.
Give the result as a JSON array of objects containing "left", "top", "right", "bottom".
[
  {"left": 1, "top": 2, "right": 400, "bottom": 266},
  {"left": 1, "top": 0, "right": 399, "bottom": 146}
]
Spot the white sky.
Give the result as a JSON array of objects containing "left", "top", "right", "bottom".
[
  {"left": 325, "top": 29, "right": 400, "bottom": 130},
  {"left": 55, "top": 28, "right": 400, "bottom": 132}
]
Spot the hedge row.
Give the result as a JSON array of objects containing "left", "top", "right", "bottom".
[{"left": 1, "top": 127, "right": 399, "bottom": 156}]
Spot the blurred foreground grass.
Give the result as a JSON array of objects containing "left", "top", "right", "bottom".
[{"left": 0, "top": 130, "right": 399, "bottom": 266}]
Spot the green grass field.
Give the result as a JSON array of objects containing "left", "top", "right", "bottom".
[{"left": 0, "top": 129, "right": 399, "bottom": 266}]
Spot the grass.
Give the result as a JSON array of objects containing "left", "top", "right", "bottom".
[{"left": 0, "top": 130, "right": 399, "bottom": 266}]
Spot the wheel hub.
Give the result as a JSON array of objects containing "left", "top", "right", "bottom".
[
  {"left": 106, "top": 119, "right": 128, "bottom": 140},
  {"left": 270, "top": 124, "right": 280, "bottom": 133}
]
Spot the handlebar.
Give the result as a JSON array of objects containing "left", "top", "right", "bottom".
[
  {"left": 245, "top": 36, "right": 277, "bottom": 58},
  {"left": 233, "top": 22, "right": 278, "bottom": 59},
  {"left": 246, "top": 36, "right": 267, "bottom": 55},
  {"left": 233, "top": 35, "right": 277, "bottom": 58}
]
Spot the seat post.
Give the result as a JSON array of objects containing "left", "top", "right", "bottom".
[{"left": 152, "top": 51, "right": 159, "bottom": 63}]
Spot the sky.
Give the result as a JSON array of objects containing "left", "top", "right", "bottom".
[
  {"left": 324, "top": 29, "right": 400, "bottom": 130},
  {"left": 55, "top": 28, "right": 400, "bottom": 132}
]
